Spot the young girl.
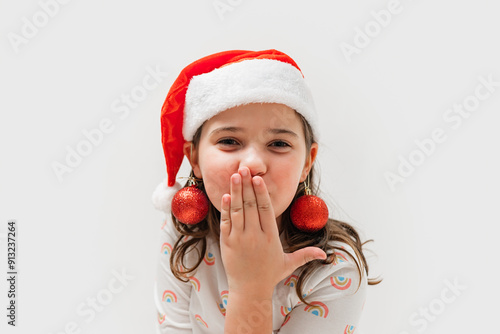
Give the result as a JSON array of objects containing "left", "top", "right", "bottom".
[{"left": 152, "top": 49, "right": 379, "bottom": 333}]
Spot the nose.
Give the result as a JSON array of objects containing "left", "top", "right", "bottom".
[{"left": 239, "top": 146, "right": 267, "bottom": 177}]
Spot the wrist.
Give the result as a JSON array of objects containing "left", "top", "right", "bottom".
[
  {"left": 228, "top": 284, "right": 274, "bottom": 301},
  {"left": 225, "top": 290, "right": 273, "bottom": 334},
  {"left": 228, "top": 290, "right": 273, "bottom": 304}
]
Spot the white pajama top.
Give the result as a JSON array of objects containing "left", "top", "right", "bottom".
[{"left": 154, "top": 215, "right": 367, "bottom": 334}]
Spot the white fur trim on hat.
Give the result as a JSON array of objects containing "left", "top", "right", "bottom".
[
  {"left": 151, "top": 179, "right": 182, "bottom": 214},
  {"left": 183, "top": 58, "right": 318, "bottom": 140}
]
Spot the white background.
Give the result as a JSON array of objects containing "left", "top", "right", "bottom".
[{"left": 1, "top": 0, "right": 499, "bottom": 333}]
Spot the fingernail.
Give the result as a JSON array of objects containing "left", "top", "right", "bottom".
[
  {"left": 233, "top": 175, "right": 240, "bottom": 184},
  {"left": 253, "top": 177, "right": 261, "bottom": 186},
  {"left": 240, "top": 168, "right": 248, "bottom": 177}
]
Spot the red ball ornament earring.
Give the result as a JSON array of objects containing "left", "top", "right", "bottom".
[
  {"left": 290, "top": 175, "right": 329, "bottom": 232},
  {"left": 171, "top": 176, "right": 209, "bottom": 225}
]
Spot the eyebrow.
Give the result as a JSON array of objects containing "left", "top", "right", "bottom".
[{"left": 209, "top": 126, "right": 299, "bottom": 138}]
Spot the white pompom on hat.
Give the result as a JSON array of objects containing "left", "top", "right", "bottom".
[
  {"left": 152, "top": 49, "right": 318, "bottom": 213},
  {"left": 152, "top": 180, "right": 182, "bottom": 213}
]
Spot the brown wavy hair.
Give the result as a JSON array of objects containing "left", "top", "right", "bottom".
[{"left": 169, "top": 112, "right": 381, "bottom": 305}]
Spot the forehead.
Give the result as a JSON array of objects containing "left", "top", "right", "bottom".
[{"left": 201, "top": 103, "right": 304, "bottom": 135}]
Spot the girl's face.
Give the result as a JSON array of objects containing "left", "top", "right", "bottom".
[{"left": 184, "top": 103, "right": 318, "bottom": 223}]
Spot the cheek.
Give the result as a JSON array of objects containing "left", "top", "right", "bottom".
[
  {"left": 278, "top": 174, "right": 301, "bottom": 203},
  {"left": 274, "top": 157, "right": 304, "bottom": 183},
  {"left": 199, "top": 155, "right": 239, "bottom": 209},
  {"left": 268, "top": 160, "right": 303, "bottom": 210}
]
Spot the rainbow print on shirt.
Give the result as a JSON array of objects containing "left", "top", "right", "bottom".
[
  {"left": 333, "top": 251, "right": 348, "bottom": 265},
  {"left": 330, "top": 276, "right": 352, "bottom": 290},
  {"left": 157, "top": 312, "right": 166, "bottom": 324},
  {"left": 189, "top": 277, "right": 201, "bottom": 292},
  {"left": 161, "top": 242, "right": 173, "bottom": 256},
  {"left": 203, "top": 251, "right": 215, "bottom": 265},
  {"left": 162, "top": 290, "right": 177, "bottom": 303},
  {"left": 195, "top": 314, "right": 208, "bottom": 328},
  {"left": 304, "top": 301, "right": 329, "bottom": 318},
  {"left": 344, "top": 325, "right": 356, "bottom": 333},
  {"left": 218, "top": 290, "right": 229, "bottom": 316},
  {"left": 282, "top": 312, "right": 291, "bottom": 326},
  {"left": 284, "top": 275, "right": 298, "bottom": 287},
  {"left": 280, "top": 306, "right": 292, "bottom": 317}
]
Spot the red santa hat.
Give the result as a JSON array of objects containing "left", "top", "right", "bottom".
[{"left": 152, "top": 49, "right": 318, "bottom": 213}]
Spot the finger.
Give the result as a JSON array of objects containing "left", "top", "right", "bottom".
[
  {"left": 239, "top": 167, "right": 260, "bottom": 232},
  {"left": 284, "top": 247, "right": 327, "bottom": 273},
  {"left": 230, "top": 173, "right": 244, "bottom": 232},
  {"left": 220, "top": 194, "right": 232, "bottom": 237},
  {"left": 251, "top": 176, "right": 277, "bottom": 234}
]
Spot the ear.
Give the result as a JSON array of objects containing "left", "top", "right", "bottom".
[
  {"left": 300, "top": 142, "right": 318, "bottom": 182},
  {"left": 183, "top": 141, "right": 202, "bottom": 178}
]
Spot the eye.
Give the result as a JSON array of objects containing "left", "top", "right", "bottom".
[
  {"left": 217, "top": 138, "right": 240, "bottom": 146},
  {"left": 269, "top": 140, "right": 291, "bottom": 149}
]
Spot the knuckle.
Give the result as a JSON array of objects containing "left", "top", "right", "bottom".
[
  {"left": 258, "top": 202, "right": 271, "bottom": 211},
  {"left": 243, "top": 199, "right": 257, "bottom": 208},
  {"left": 231, "top": 206, "right": 243, "bottom": 214}
]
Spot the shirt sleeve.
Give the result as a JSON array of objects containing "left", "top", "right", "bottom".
[
  {"left": 276, "top": 247, "right": 367, "bottom": 334},
  {"left": 154, "top": 216, "right": 193, "bottom": 333}
]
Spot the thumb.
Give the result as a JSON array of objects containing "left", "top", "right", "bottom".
[{"left": 284, "top": 247, "right": 327, "bottom": 272}]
